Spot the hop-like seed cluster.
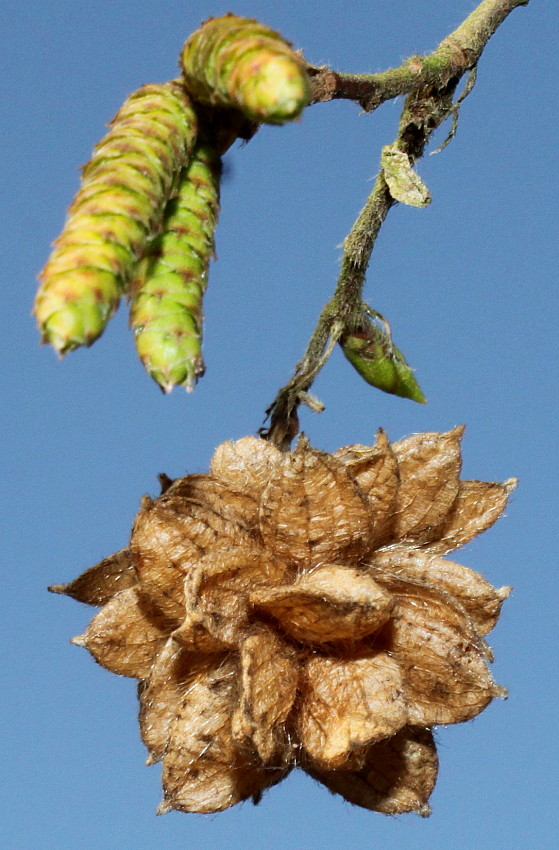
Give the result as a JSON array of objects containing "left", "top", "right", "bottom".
[
  {"left": 181, "top": 14, "right": 310, "bottom": 124},
  {"left": 51, "top": 427, "right": 515, "bottom": 815},
  {"left": 129, "top": 139, "right": 221, "bottom": 392},
  {"left": 35, "top": 83, "right": 199, "bottom": 354}
]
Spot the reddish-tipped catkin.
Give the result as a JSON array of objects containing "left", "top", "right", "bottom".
[
  {"left": 35, "top": 82, "right": 198, "bottom": 354},
  {"left": 129, "top": 138, "right": 221, "bottom": 392},
  {"left": 181, "top": 14, "right": 310, "bottom": 125}
]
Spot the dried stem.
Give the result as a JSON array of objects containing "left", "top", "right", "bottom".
[{"left": 261, "top": 0, "right": 529, "bottom": 448}]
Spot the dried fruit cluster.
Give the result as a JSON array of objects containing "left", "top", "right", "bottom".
[
  {"left": 35, "top": 14, "right": 310, "bottom": 391},
  {"left": 51, "top": 427, "right": 515, "bottom": 815}
]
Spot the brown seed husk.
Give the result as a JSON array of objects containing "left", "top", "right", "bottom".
[
  {"left": 251, "top": 565, "right": 394, "bottom": 644},
  {"left": 210, "top": 436, "right": 282, "bottom": 499},
  {"left": 178, "top": 546, "right": 288, "bottom": 648},
  {"left": 372, "top": 546, "right": 510, "bottom": 636},
  {"left": 139, "top": 639, "right": 203, "bottom": 762},
  {"left": 391, "top": 427, "right": 463, "bottom": 543},
  {"left": 232, "top": 627, "right": 299, "bottom": 762},
  {"left": 373, "top": 575, "right": 501, "bottom": 725},
  {"left": 73, "top": 588, "right": 175, "bottom": 679},
  {"left": 423, "top": 478, "right": 517, "bottom": 555},
  {"left": 306, "top": 727, "right": 438, "bottom": 815},
  {"left": 130, "top": 478, "right": 257, "bottom": 620},
  {"left": 298, "top": 653, "right": 407, "bottom": 769},
  {"left": 158, "top": 656, "right": 288, "bottom": 814},
  {"left": 334, "top": 429, "right": 399, "bottom": 547},
  {"left": 49, "top": 548, "right": 136, "bottom": 606},
  {"left": 259, "top": 440, "right": 373, "bottom": 566}
]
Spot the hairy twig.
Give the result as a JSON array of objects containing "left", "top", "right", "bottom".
[
  {"left": 309, "top": 0, "right": 528, "bottom": 111},
  {"left": 262, "top": 0, "right": 529, "bottom": 448}
]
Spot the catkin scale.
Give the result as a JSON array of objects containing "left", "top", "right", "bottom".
[
  {"left": 35, "top": 82, "right": 198, "bottom": 354},
  {"left": 181, "top": 14, "right": 310, "bottom": 124},
  {"left": 129, "top": 138, "right": 221, "bottom": 392}
]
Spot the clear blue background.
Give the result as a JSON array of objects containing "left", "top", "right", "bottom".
[{"left": 2, "top": 2, "right": 557, "bottom": 848}]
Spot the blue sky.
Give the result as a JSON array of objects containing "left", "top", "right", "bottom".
[{"left": 2, "top": 2, "right": 557, "bottom": 848}]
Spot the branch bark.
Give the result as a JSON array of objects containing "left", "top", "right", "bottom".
[
  {"left": 309, "top": 0, "right": 529, "bottom": 111},
  {"left": 261, "top": 0, "right": 530, "bottom": 449}
]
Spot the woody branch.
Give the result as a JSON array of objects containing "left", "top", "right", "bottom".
[{"left": 262, "top": 0, "right": 529, "bottom": 449}]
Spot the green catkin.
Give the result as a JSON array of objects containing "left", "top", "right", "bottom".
[
  {"left": 35, "top": 82, "right": 199, "bottom": 354},
  {"left": 181, "top": 14, "right": 310, "bottom": 125},
  {"left": 129, "top": 138, "right": 221, "bottom": 393}
]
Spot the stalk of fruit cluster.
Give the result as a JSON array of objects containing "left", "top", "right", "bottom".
[
  {"left": 35, "top": 82, "right": 199, "bottom": 354},
  {"left": 129, "top": 137, "right": 221, "bottom": 392},
  {"left": 181, "top": 14, "right": 310, "bottom": 125}
]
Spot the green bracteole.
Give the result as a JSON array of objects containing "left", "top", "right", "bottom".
[{"left": 341, "top": 311, "right": 426, "bottom": 403}]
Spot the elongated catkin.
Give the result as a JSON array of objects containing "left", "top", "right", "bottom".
[
  {"left": 129, "top": 138, "right": 221, "bottom": 392},
  {"left": 181, "top": 14, "right": 310, "bottom": 125},
  {"left": 35, "top": 82, "right": 198, "bottom": 354}
]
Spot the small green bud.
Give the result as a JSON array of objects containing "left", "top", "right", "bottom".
[{"left": 341, "top": 313, "right": 426, "bottom": 403}]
